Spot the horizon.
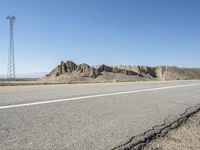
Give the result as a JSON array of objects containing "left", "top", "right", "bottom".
[{"left": 0, "top": 0, "right": 200, "bottom": 74}]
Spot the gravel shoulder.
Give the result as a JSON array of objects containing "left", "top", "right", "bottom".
[{"left": 143, "top": 111, "right": 200, "bottom": 150}]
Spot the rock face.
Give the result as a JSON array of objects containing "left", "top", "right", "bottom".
[
  {"left": 112, "top": 68, "right": 138, "bottom": 76},
  {"left": 138, "top": 66, "right": 157, "bottom": 77},
  {"left": 76, "top": 63, "right": 100, "bottom": 78},
  {"left": 156, "top": 66, "right": 200, "bottom": 80},
  {"left": 42, "top": 60, "right": 200, "bottom": 83},
  {"left": 46, "top": 61, "right": 78, "bottom": 77},
  {"left": 60, "top": 61, "right": 78, "bottom": 74},
  {"left": 97, "top": 64, "right": 113, "bottom": 72},
  {"left": 65, "top": 61, "right": 78, "bottom": 73},
  {"left": 46, "top": 65, "right": 61, "bottom": 77}
]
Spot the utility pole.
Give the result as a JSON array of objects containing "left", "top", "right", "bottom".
[{"left": 7, "top": 15, "right": 16, "bottom": 79}]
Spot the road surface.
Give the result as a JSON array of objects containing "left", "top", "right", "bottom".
[{"left": 0, "top": 80, "right": 200, "bottom": 149}]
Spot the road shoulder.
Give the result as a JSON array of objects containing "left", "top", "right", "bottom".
[{"left": 143, "top": 110, "right": 200, "bottom": 150}]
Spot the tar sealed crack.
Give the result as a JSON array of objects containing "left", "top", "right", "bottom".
[{"left": 112, "top": 104, "right": 200, "bottom": 150}]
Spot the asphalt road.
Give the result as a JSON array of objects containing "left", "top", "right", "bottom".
[{"left": 0, "top": 80, "right": 200, "bottom": 150}]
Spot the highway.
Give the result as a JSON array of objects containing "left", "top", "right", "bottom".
[{"left": 0, "top": 80, "right": 200, "bottom": 150}]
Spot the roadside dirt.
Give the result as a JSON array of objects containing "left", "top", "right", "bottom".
[{"left": 143, "top": 111, "right": 200, "bottom": 150}]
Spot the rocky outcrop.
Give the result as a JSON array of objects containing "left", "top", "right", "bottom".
[
  {"left": 97, "top": 64, "right": 113, "bottom": 72},
  {"left": 65, "top": 61, "right": 78, "bottom": 73},
  {"left": 97, "top": 64, "right": 139, "bottom": 76},
  {"left": 60, "top": 61, "right": 78, "bottom": 74},
  {"left": 156, "top": 66, "right": 200, "bottom": 80},
  {"left": 137, "top": 66, "right": 157, "bottom": 78},
  {"left": 46, "top": 61, "right": 78, "bottom": 77},
  {"left": 46, "top": 65, "right": 61, "bottom": 77},
  {"left": 76, "top": 63, "right": 100, "bottom": 78},
  {"left": 43, "top": 60, "right": 200, "bottom": 82},
  {"left": 112, "top": 67, "right": 138, "bottom": 76}
]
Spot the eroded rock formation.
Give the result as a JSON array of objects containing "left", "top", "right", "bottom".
[{"left": 42, "top": 61, "right": 200, "bottom": 83}]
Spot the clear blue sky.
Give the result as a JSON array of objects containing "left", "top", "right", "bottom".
[{"left": 0, "top": 0, "right": 200, "bottom": 74}]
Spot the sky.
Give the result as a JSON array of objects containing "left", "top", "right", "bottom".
[{"left": 0, "top": 0, "right": 200, "bottom": 74}]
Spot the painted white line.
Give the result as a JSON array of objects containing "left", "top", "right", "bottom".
[{"left": 0, "top": 83, "right": 200, "bottom": 110}]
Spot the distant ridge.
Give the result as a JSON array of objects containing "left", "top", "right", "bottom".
[
  {"left": 0, "top": 72, "right": 47, "bottom": 79},
  {"left": 16, "top": 72, "right": 48, "bottom": 78}
]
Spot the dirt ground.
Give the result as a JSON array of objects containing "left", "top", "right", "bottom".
[{"left": 143, "top": 111, "right": 200, "bottom": 150}]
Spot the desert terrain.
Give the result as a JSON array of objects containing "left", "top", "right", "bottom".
[{"left": 41, "top": 61, "right": 200, "bottom": 83}]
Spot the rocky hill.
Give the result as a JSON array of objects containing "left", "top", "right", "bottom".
[{"left": 40, "top": 61, "right": 200, "bottom": 83}]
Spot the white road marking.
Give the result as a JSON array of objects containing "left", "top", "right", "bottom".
[{"left": 0, "top": 83, "right": 200, "bottom": 110}]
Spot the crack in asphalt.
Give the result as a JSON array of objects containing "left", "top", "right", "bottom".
[
  {"left": 168, "top": 100, "right": 191, "bottom": 108},
  {"left": 112, "top": 103, "right": 200, "bottom": 150}
]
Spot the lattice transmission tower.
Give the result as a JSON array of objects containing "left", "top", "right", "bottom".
[{"left": 7, "top": 15, "right": 16, "bottom": 79}]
